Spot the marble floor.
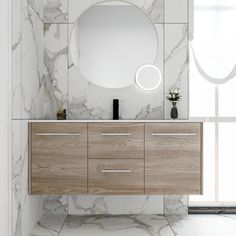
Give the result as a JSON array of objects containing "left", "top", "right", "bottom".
[{"left": 30, "top": 214, "right": 236, "bottom": 236}]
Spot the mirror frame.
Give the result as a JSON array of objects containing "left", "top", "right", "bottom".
[
  {"left": 69, "top": 0, "right": 162, "bottom": 90},
  {"left": 135, "top": 64, "right": 162, "bottom": 91}
]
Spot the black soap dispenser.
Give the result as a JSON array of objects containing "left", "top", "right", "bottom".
[{"left": 113, "top": 99, "right": 119, "bottom": 120}]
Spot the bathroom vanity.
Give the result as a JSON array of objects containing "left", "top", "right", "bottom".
[{"left": 28, "top": 121, "right": 203, "bottom": 195}]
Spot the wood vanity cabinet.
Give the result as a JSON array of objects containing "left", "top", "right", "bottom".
[
  {"left": 29, "top": 123, "right": 87, "bottom": 195},
  {"left": 145, "top": 123, "right": 203, "bottom": 195},
  {"left": 88, "top": 159, "right": 144, "bottom": 195},
  {"left": 29, "top": 122, "right": 203, "bottom": 195},
  {"left": 88, "top": 123, "right": 145, "bottom": 194},
  {"left": 88, "top": 123, "right": 144, "bottom": 159}
]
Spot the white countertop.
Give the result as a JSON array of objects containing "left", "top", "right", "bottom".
[{"left": 28, "top": 119, "right": 205, "bottom": 123}]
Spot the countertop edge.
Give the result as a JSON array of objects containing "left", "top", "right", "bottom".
[{"left": 27, "top": 119, "right": 206, "bottom": 123}]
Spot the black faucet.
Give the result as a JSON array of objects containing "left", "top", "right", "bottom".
[{"left": 113, "top": 99, "right": 119, "bottom": 120}]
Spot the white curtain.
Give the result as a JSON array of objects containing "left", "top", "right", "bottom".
[{"left": 190, "top": 0, "right": 236, "bottom": 84}]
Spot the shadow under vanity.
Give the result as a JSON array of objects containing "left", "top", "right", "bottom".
[{"left": 28, "top": 121, "right": 203, "bottom": 196}]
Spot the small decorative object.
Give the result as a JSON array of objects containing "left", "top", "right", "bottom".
[
  {"left": 47, "top": 75, "right": 67, "bottom": 120},
  {"left": 63, "top": 109, "right": 67, "bottom": 120},
  {"left": 170, "top": 101, "right": 178, "bottom": 120},
  {"left": 57, "top": 110, "right": 64, "bottom": 120},
  {"left": 55, "top": 94, "right": 65, "bottom": 120},
  {"left": 113, "top": 99, "right": 119, "bottom": 120},
  {"left": 166, "top": 87, "right": 181, "bottom": 120}
]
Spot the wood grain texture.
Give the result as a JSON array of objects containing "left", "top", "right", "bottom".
[
  {"left": 30, "top": 123, "right": 88, "bottom": 195},
  {"left": 29, "top": 122, "right": 203, "bottom": 195},
  {"left": 88, "top": 159, "right": 144, "bottom": 195},
  {"left": 145, "top": 123, "right": 203, "bottom": 195},
  {"left": 88, "top": 123, "right": 144, "bottom": 159},
  {"left": 28, "top": 123, "right": 32, "bottom": 194}
]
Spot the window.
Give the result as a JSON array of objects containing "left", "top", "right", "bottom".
[{"left": 189, "top": 0, "right": 236, "bottom": 206}]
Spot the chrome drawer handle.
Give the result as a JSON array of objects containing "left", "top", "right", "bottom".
[
  {"left": 101, "top": 133, "right": 131, "bottom": 136},
  {"left": 151, "top": 133, "right": 196, "bottom": 136},
  {"left": 101, "top": 169, "right": 132, "bottom": 173},
  {"left": 36, "top": 133, "right": 81, "bottom": 136}
]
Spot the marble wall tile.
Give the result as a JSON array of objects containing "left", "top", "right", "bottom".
[
  {"left": 11, "top": 120, "right": 44, "bottom": 236},
  {"left": 21, "top": 120, "right": 43, "bottom": 236},
  {"left": 68, "top": 0, "right": 163, "bottom": 24},
  {"left": 43, "top": 196, "right": 68, "bottom": 215},
  {"left": 164, "top": 0, "right": 188, "bottom": 23},
  {"left": 30, "top": 215, "right": 66, "bottom": 236},
  {"left": 11, "top": 120, "right": 22, "bottom": 236},
  {"left": 60, "top": 214, "right": 174, "bottom": 236},
  {"left": 164, "top": 196, "right": 188, "bottom": 216},
  {"left": 11, "top": 0, "right": 44, "bottom": 235},
  {"left": 164, "top": 24, "right": 189, "bottom": 119},
  {"left": 44, "top": 0, "right": 68, "bottom": 23},
  {"left": 68, "top": 69, "right": 163, "bottom": 120},
  {"left": 44, "top": 23, "right": 68, "bottom": 119},
  {"left": 27, "top": 0, "right": 44, "bottom": 20},
  {"left": 68, "top": 23, "right": 164, "bottom": 120},
  {"left": 12, "top": 0, "right": 22, "bottom": 119},
  {"left": 22, "top": 0, "right": 44, "bottom": 119},
  {"left": 68, "top": 196, "right": 164, "bottom": 215},
  {"left": 140, "top": 0, "right": 164, "bottom": 23}
]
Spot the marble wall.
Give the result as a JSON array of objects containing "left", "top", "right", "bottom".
[
  {"left": 12, "top": 0, "right": 190, "bottom": 235},
  {"left": 12, "top": 0, "right": 189, "bottom": 120},
  {"left": 12, "top": 0, "right": 44, "bottom": 236},
  {"left": 41, "top": 0, "right": 189, "bottom": 120}
]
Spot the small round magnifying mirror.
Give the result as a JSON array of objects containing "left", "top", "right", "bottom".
[{"left": 135, "top": 64, "right": 162, "bottom": 91}]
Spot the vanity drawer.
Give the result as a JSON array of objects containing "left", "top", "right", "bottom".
[
  {"left": 88, "top": 123, "right": 144, "bottom": 159},
  {"left": 30, "top": 123, "right": 88, "bottom": 195},
  {"left": 88, "top": 159, "right": 144, "bottom": 194},
  {"left": 145, "top": 123, "right": 203, "bottom": 194}
]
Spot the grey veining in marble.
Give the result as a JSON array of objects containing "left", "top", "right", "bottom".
[
  {"left": 67, "top": 2, "right": 164, "bottom": 120},
  {"left": 166, "top": 214, "right": 236, "bottom": 236},
  {"left": 68, "top": 196, "right": 164, "bottom": 215},
  {"left": 140, "top": 0, "right": 164, "bottom": 24},
  {"left": 164, "top": 196, "right": 188, "bottom": 216},
  {"left": 12, "top": 1, "right": 44, "bottom": 235},
  {"left": 43, "top": 196, "right": 68, "bottom": 215},
  {"left": 11, "top": 121, "right": 22, "bottom": 236},
  {"left": 44, "top": 0, "right": 68, "bottom": 23},
  {"left": 12, "top": 0, "right": 22, "bottom": 119},
  {"left": 11, "top": 119, "right": 44, "bottom": 236},
  {"left": 68, "top": 22, "right": 164, "bottom": 120},
  {"left": 60, "top": 215, "right": 174, "bottom": 236},
  {"left": 43, "top": 23, "right": 68, "bottom": 119},
  {"left": 22, "top": 0, "right": 44, "bottom": 119},
  {"left": 164, "top": 24, "right": 189, "bottom": 119},
  {"left": 30, "top": 215, "right": 66, "bottom": 236},
  {"left": 31, "top": 214, "right": 236, "bottom": 236},
  {"left": 26, "top": 0, "right": 44, "bottom": 21},
  {"left": 68, "top": 0, "right": 164, "bottom": 24},
  {"left": 21, "top": 120, "right": 43, "bottom": 236}
]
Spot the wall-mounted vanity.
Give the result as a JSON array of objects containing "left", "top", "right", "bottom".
[{"left": 29, "top": 121, "right": 203, "bottom": 195}]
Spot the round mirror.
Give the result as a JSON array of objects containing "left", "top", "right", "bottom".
[
  {"left": 70, "top": 1, "right": 158, "bottom": 89},
  {"left": 135, "top": 64, "right": 162, "bottom": 91}
]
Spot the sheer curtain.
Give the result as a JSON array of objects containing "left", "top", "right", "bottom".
[{"left": 190, "top": 0, "right": 236, "bottom": 205}]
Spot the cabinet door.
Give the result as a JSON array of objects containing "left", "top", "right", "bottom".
[
  {"left": 88, "top": 123, "right": 144, "bottom": 159},
  {"left": 30, "top": 123, "right": 87, "bottom": 195},
  {"left": 88, "top": 159, "right": 144, "bottom": 195},
  {"left": 145, "top": 123, "right": 203, "bottom": 195}
]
